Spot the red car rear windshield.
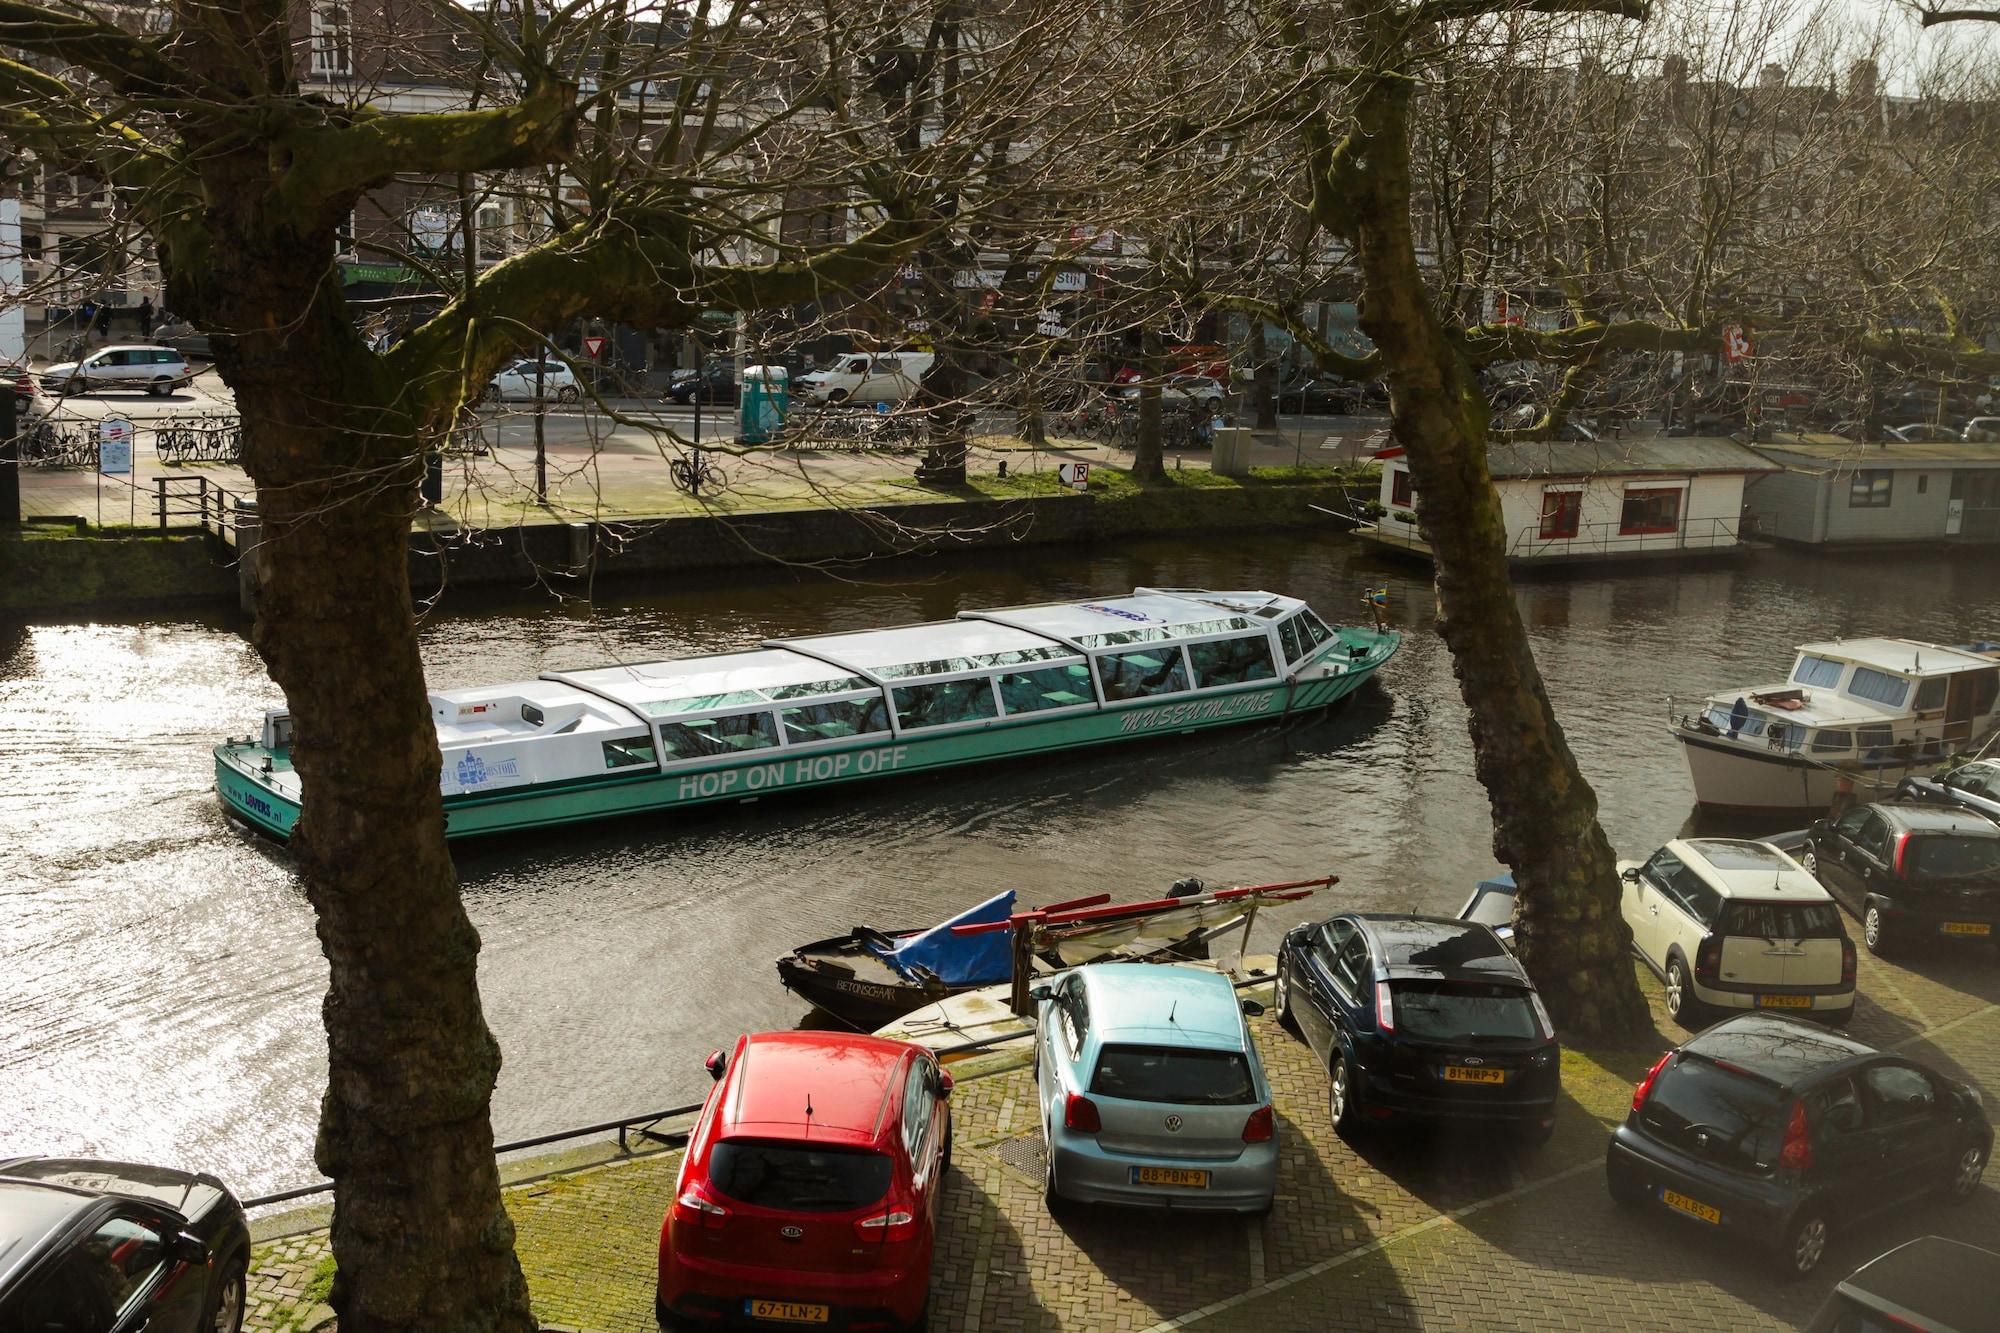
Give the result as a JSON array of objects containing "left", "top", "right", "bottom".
[{"left": 707, "top": 1141, "right": 892, "bottom": 1213}]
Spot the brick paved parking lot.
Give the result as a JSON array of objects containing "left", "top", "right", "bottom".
[{"left": 246, "top": 945, "right": 2000, "bottom": 1332}]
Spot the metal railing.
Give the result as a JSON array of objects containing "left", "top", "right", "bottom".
[
  {"left": 1511, "top": 515, "right": 1740, "bottom": 558},
  {"left": 154, "top": 475, "right": 241, "bottom": 542}
]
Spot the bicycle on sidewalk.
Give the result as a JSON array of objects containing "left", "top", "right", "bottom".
[{"left": 670, "top": 447, "right": 727, "bottom": 497}]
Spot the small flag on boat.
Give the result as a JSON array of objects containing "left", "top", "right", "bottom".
[{"left": 1362, "top": 585, "right": 1388, "bottom": 609}]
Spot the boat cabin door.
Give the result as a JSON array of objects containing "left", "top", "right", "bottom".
[
  {"left": 262, "top": 709, "right": 295, "bottom": 752},
  {"left": 1946, "top": 669, "right": 1996, "bottom": 745}
]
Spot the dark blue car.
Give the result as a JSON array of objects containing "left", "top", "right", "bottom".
[{"left": 1274, "top": 913, "right": 1561, "bottom": 1142}]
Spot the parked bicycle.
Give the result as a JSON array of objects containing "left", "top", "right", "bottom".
[
  {"left": 153, "top": 414, "right": 244, "bottom": 465},
  {"left": 670, "top": 447, "right": 726, "bottom": 496},
  {"left": 18, "top": 419, "right": 98, "bottom": 468}
]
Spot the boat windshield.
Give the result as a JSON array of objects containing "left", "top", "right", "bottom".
[
  {"left": 1846, "top": 667, "right": 1910, "bottom": 709},
  {"left": 1792, "top": 654, "right": 1845, "bottom": 687}
]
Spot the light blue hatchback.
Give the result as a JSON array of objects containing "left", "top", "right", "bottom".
[{"left": 1032, "top": 963, "right": 1277, "bottom": 1213}]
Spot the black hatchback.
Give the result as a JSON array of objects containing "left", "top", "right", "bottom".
[
  {"left": 1605, "top": 1014, "right": 1990, "bottom": 1278},
  {"left": 1274, "top": 913, "right": 1561, "bottom": 1143},
  {"left": 1801, "top": 802, "right": 2000, "bottom": 954},
  {"left": 0, "top": 1156, "right": 252, "bottom": 1332}
]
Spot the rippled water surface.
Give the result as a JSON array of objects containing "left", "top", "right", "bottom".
[{"left": 3, "top": 538, "right": 1997, "bottom": 1194}]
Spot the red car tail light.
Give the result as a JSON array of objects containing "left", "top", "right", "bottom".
[
  {"left": 855, "top": 1203, "right": 918, "bottom": 1243},
  {"left": 1374, "top": 980, "right": 1396, "bottom": 1032},
  {"left": 1242, "top": 1106, "right": 1275, "bottom": 1143},
  {"left": 1779, "top": 1099, "right": 1814, "bottom": 1170},
  {"left": 1064, "top": 1093, "right": 1101, "bottom": 1133},
  {"left": 671, "top": 1185, "right": 730, "bottom": 1231},
  {"left": 1632, "top": 1051, "right": 1672, "bottom": 1114},
  {"left": 1840, "top": 937, "right": 1856, "bottom": 987}
]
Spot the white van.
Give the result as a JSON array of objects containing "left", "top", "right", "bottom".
[{"left": 797, "top": 351, "right": 934, "bottom": 406}]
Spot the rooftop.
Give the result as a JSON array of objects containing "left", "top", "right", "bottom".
[
  {"left": 723, "top": 1031, "right": 907, "bottom": 1143},
  {"left": 1677, "top": 839, "right": 1824, "bottom": 898},
  {"left": 1760, "top": 439, "right": 2000, "bottom": 467},
  {"left": 1798, "top": 638, "right": 2000, "bottom": 676},
  {"left": 1683, "top": 1013, "right": 1875, "bottom": 1085},
  {"left": 1081, "top": 964, "right": 1248, "bottom": 1047},
  {"left": 1358, "top": 914, "right": 1523, "bottom": 981},
  {"left": 776, "top": 619, "right": 1077, "bottom": 679},
  {"left": 1480, "top": 436, "right": 1780, "bottom": 480},
  {"left": 972, "top": 590, "right": 1300, "bottom": 648},
  {"left": 1837, "top": 1237, "right": 2000, "bottom": 1332},
  {"left": 547, "top": 648, "right": 871, "bottom": 718}
]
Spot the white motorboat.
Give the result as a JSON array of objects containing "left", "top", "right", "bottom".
[{"left": 1671, "top": 637, "right": 2000, "bottom": 813}]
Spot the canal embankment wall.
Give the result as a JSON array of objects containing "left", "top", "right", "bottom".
[{"left": 3, "top": 475, "right": 1371, "bottom": 616}]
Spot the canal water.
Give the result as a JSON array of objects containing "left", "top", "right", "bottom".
[{"left": 3, "top": 537, "right": 1996, "bottom": 1195}]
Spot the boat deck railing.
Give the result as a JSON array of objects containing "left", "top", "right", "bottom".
[
  {"left": 1666, "top": 694, "right": 1991, "bottom": 769},
  {"left": 1511, "top": 516, "right": 1740, "bottom": 558},
  {"left": 240, "top": 973, "right": 1277, "bottom": 1213}
]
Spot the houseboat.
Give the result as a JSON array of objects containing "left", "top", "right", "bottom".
[
  {"left": 1672, "top": 637, "right": 2000, "bottom": 812},
  {"left": 216, "top": 589, "right": 1398, "bottom": 843}
]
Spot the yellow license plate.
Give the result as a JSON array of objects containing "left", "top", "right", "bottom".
[
  {"left": 1757, "top": 995, "right": 1811, "bottom": 1009},
  {"left": 1660, "top": 1189, "right": 1721, "bottom": 1224},
  {"left": 747, "top": 1300, "right": 829, "bottom": 1324},
  {"left": 1443, "top": 1066, "right": 1507, "bottom": 1084},
  {"left": 1134, "top": 1166, "right": 1210, "bottom": 1188},
  {"left": 1942, "top": 922, "right": 1993, "bottom": 936}
]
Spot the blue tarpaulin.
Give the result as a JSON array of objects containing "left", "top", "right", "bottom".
[{"left": 868, "top": 891, "right": 1017, "bottom": 986}]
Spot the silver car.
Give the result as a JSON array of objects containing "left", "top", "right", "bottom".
[
  {"left": 1899, "top": 760, "right": 2000, "bottom": 823},
  {"left": 40, "top": 344, "right": 192, "bottom": 396},
  {"left": 1032, "top": 963, "right": 1277, "bottom": 1214}
]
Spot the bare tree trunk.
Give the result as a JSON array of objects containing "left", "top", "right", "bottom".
[
  {"left": 1343, "top": 74, "right": 1646, "bottom": 1040},
  {"left": 1133, "top": 325, "right": 1166, "bottom": 481},
  {"left": 1250, "top": 317, "right": 1278, "bottom": 429}
]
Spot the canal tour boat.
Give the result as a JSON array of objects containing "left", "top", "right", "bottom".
[
  {"left": 215, "top": 589, "right": 1398, "bottom": 843},
  {"left": 1671, "top": 636, "right": 2000, "bottom": 812}
]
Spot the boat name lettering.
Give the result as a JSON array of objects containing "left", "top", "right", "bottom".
[
  {"left": 1082, "top": 603, "right": 1155, "bottom": 623},
  {"left": 451, "top": 750, "right": 522, "bottom": 791},
  {"left": 231, "top": 786, "right": 275, "bottom": 819},
  {"left": 677, "top": 745, "right": 911, "bottom": 799},
  {"left": 1118, "top": 692, "right": 1275, "bottom": 733}
]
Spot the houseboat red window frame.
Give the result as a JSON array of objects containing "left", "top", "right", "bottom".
[
  {"left": 1618, "top": 485, "right": 1683, "bottom": 536},
  {"left": 1538, "top": 487, "right": 1583, "bottom": 539}
]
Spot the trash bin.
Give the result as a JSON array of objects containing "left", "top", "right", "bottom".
[{"left": 740, "top": 365, "right": 789, "bottom": 444}]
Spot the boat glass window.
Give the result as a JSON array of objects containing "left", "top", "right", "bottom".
[
  {"left": 1090, "top": 1045, "right": 1257, "bottom": 1106},
  {"left": 1299, "top": 610, "right": 1335, "bottom": 650},
  {"left": 1187, "top": 635, "right": 1277, "bottom": 689},
  {"left": 1277, "top": 615, "right": 1308, "bottom": 664},
  {"left": 765, "top": 676, "right": 873, "bottom": 700},
  {"left": 707, "top": 1142, "right": 892, "bottom": 1213},
  {"left": 1704, "top": 704, "right": 1766, "bottom": 737},
  {"left": 1390, "top": 981, "right": 1540, "bottom": 1041},
  {"left": 1905, "top": 836, "right": 2000, "bottom": 883},
  {"left": 996, "top": 665, "right": 1093, "bottom": 714},
  {"left": 779, "top": 697, "right": 890, "bottom": 744},
  {"left": 1855, "top": 724, "right": 1895, "bottom": 751},
  {"left": 1074, "top": 616, "right": 1252, "bottom": 649},
  {"left": 891, "top": 678, "right": 999, "bottom": 730},
  {"left": 1810, "top": 730, "right": 1852, "bottom": 753},
  {"left": 521, "top": 702, "right": 545, "bottom": 727},
  {"left": 601, "top": 737, "right": 658, "bottom": 768},
  {"left": 876, "top": 645, "right": 1073, "bottom": 680},
  {"left": 1847, "top": 668, "right": 1909, "bottom": 709},
  {"left": 1915, "top": 677, "right": 1947, "bottom": 711},
  {"left": 1792, "top": 655, "right": 1845, "bottom": 687},
  {"left": 655, "top": 711, "right": 779, "bottom": 759},
  {"left": 641, "top": 690, "right": 766, "bottom": 718},
  {"left": 1097, "top": 647, "right": 1190, "bottom": 701}
]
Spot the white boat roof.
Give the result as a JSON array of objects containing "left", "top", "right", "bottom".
[
  {"left": 777, "top": 620, "right": 1078, "bottom": 679},
  {"left": 430, "top": 679, "right": 641, "bottom": 743},
  {"left": 547, "top": 648, "right": 872, "bottom": 718},
  {"left": 972, "top": 589, "right": 1301, "bottom": 648},
  {"left": 1798, "top": 638, "right": 1999, "bottom": 676}
]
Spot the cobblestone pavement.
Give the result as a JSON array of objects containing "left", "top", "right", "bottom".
[{"left": 245, "top": 946, "right": 2000, "bottom": 1332}]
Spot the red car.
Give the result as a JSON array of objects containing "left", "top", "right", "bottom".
[{"left": 657, "top": 1030, "right": 953, "bottom": 1331}]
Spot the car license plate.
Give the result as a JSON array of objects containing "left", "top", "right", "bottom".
[
  {"left": 1443, "top": 1066, "right": 1506, "bottom": 1084},
  {"left": 1756, "top": 994, "right": 1811, "bottom": 1009},
  {"left": 1941, "top": 922, "right": 1993, "bottom": 937},
  {"left": 1660, "top": 1188, "right": 1722, "bottom": 1225},
  {"left": 746, "top": 1299, "right": 829, "bottom": 1324},
  {"left": 1133, "top": 1166, "right": 1209, "bottom": 1188}
]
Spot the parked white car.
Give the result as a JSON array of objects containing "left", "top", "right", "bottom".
[
  {"left": 1961, "top": 417, "right": 2000, "bottom": 443},
  {"left": 1618, "top": 837, "right": 1855, "bottom": 1028},
  {"left": 485, "top": 359, "right": 581, "bottom": 403},
  {"left": 39, "top": 345, "right": 192, "bottom": 396},
  {"left": 796, "top": 350, "right": 934, "bottom": 405},
  {"left": 1120, "top": 374, "right": 1226, "bottom": 408}
]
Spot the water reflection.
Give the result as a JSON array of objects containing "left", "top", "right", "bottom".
[{"left": 3, "top": 540, "right": 1997, "bottom": 1194}]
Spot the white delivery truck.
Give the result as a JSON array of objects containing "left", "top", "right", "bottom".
[{"left": 796, "top": 350, "right": 935, "bottom": 406}]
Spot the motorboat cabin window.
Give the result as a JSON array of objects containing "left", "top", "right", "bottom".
[
  {"left": 1847, "top": 668, "right": 1910, "bottom": 709},
  {"left": 996, "top": 665, "right": 1093, "bottom": 714},
  {"left": 1187, "top": 635, "right": 1277, "bottom": 688},
  {"left": 1277, "top": 616, "right": 1306, "bottom": 663},
  {"left": 602, "top": 736, "right": 658, "bottom": 768},
  {"left": 656, "top": 711, "right": 779, "bottom": 759},
  {"left": 1074, "top": 616, "right": 1251, "bottom": 650},
  {"left": 876, "top": 645, "right": 1072, "bottom": 679},
  {"left": 891, "top": 678, "right": 999, "bottom": 730},
  {"left": 1704, "top": 704, "right": 1766, "bottom": 737},
  {"left": 521, "top": 702, "right": 545, "bottom": 727},
  {"left": 766, "top": 676, "right": 874, "bottom": 700},
  {"left": 1856, "top": 724, "right": 1895, "bottom": 752},
  {"left": 1810, "top": 729, "right": 1853, "bottom": 753},
  {"left": 641, "top": 690, "right": 766, "bottom": 718},
  {"left": 1792, "top": 655, "right": 1845, "bottom": 688},
  {"left": 1097, "top": 648, "right": 1190, "bottom": 701},
  {"left": 779, "top": 697, "right": 890, "bottom": 743},
  {"left": 1915, "top": 677, "right": 1948, "bottom": 712}
]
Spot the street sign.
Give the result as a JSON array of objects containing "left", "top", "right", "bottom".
[
  {"left": 98, "top": 417, "right": 134, "bottom": 475},
  {"left": 1057, "top": 461, "right": 1090, "bottom": 491},
  {"left": 583, "top": 335, "right": 607, "bottom": 359},
  {"left": 1036, "top": 309, "right": 1069, "bottom": 338},
  {"left": 1724, "top": 325, "right": 1754, "bottom": 362}
]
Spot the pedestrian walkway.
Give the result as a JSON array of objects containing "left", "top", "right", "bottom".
[{"left": 243, "top": 944, "right": 2000, "bottom": 1333}]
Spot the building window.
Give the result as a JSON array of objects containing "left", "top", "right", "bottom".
[
  {"left": 1618, "top": 486, "right": 1682, "bottom": 535},
  {"left": 1916, "top": 474, "right": 1928, "bottom": 495},
  {"left": 311, "top": 3, "right": 353, "bottom": 76},
  {"left": 1539, "top": 487, "right": 1582, "bottom": 539},
  {"left": 1849, "top": 470, "right": 1893, "bottom": 508},
  {"left": 1390, "top": 469, "right": 1413, "bottom": 507}
]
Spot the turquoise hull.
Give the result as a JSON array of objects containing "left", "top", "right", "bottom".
[{"left": 216, "top": 627, "right": 1396, "bottom": 844}]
